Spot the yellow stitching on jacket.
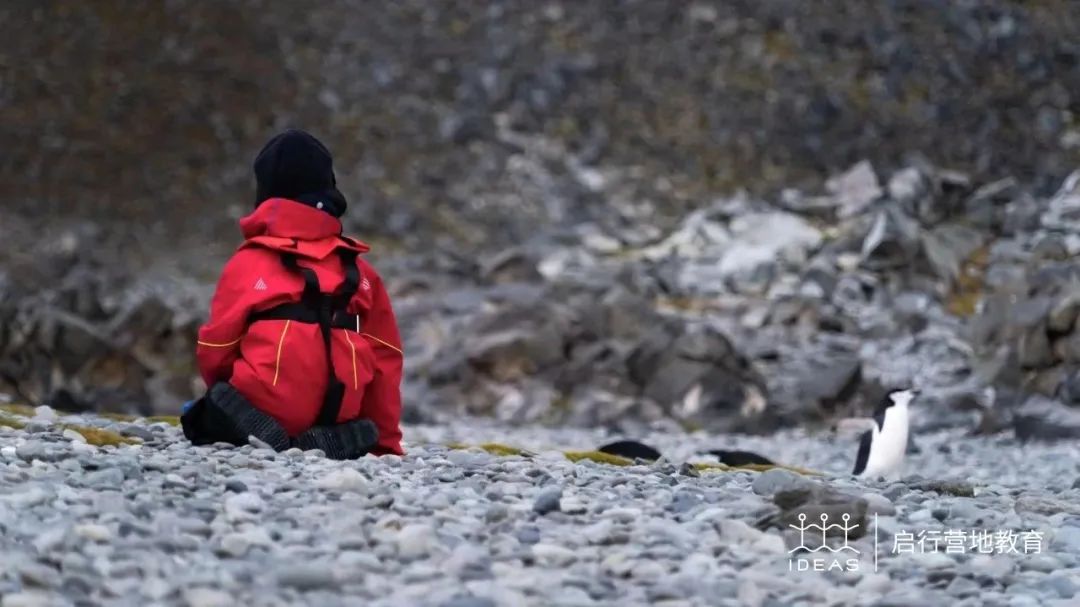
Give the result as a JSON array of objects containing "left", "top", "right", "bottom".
[
  {"left": 197, "top": 337, "right": 243, "bottom": 348},
  {"left": 272, "top": 321, "right": 291, "bottom": 386},
  {"left": 343, "top": 330, "right": 359, "bottom": 389},
  {"left": 361, "top": 332, "right": 403, "bottom": 355}
]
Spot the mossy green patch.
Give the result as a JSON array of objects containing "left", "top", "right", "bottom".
[
  {"left": 144, "top": 416, "right": 180, "bottom": 427},
  {"left": 0, "top": 413, "right": 26, "bottom": 429},
  {"left": 693, "top": 462, "right": 732, "bottom": 473},
  {"left": 947, "top": 244, "right": 990, "bottom": 317},
  {"left": 60, "top": 425, "right": 140, "bottom": 447},
  {"left": 477, "top": 443, "right": 526, "bottom": 457},
  {"left": 97, "top": 412, "right": 139, "bottom": 422},
  {"left": 562, "top": 451, "right": 634, "bottom": 467},
  {"left": 0, "top": 403, "right": 36, "bottom": 417},
  {"left": 445, "top": 442, "right": 528, "bottom": 457}
]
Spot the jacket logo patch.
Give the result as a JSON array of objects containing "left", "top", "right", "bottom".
[
  {"left": 361, "top": 278, "right": 371, "bottom": 291},
  {"left": 254, "top": 278, "right": 268, "bottom": 291}
]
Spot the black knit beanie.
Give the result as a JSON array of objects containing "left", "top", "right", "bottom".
[{"left": 253, "top": 129, "right": 347, "bottom": 218}]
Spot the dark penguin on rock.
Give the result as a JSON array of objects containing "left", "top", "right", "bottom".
[{"left": 597, "top": 440, "right": 775, "bottom": 466}]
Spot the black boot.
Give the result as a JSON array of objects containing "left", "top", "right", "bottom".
[
  {"left": 292, "top": 418, "right": 379, "bottom": 460},
  {"left": 181, "top": 382, "right": 291, "bottom": 451}
]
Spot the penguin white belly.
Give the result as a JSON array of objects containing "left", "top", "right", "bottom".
[{"left": 860, "top": 405, "right": 909, "bottom": 480}]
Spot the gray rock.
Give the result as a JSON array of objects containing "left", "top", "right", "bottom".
[
  {"left": 17, "top": 563, "right": 61, "bottom": 589},
  {"left": 1044, "top": 574, "right": 1077, "bottom": 599},
  {"left": 16, "top": 443, "right": 68, "bottom": 463},
  {"left": 183, "top": 587, "right": 234, "bottom": 607},
  {"left": 1050, "top": 527, "right": 1080, "bottom": 554},
  {"left": 84, "top": 467, "right": 125, "bottom": 487},
  {"left": 438, "top": 598, "right": 496, "bottom": 607},
  {"left": 276, "top": 563, "right": 339, "bottom": 591},
  {"left": 224, "top": 479, "right": 248, "bottom": 493},
  {"left": 0, "top": 592, "right": 65, "bottom": 607},
  {"left": 396, "top": 524, "right": 439, "bottom": 559},
  {"left": 751, "top": 469, "right": 816, "bottom": 496},
  {"left": 118, "top": 424, "right": 156, "bottom": 441},
  {"left": 533, "top": 486, "right": 563, "bottom": 515},
  {"left": 861, "top": 492, "right": 896, "bottom": 516},
  {"left": 828, "top": 160, "right": 883, "bottom": 217}
]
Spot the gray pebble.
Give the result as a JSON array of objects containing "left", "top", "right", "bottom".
[
  {"left": 224, "top": 479, "right": 248, "bottom": 493},
  {"left": 84, "top": 467, "right": 125, "bottom": 487},
  {"left": 17, "top": 563, "right": 61, "bottom": 589},
  {"left": 533, "top": 486, "right": 563, "bottom": 515},
  {"left": 751, "top": 468, "right": 815, "bottom": 496},
  {"left": 438, "top": 597, "right": 496, "bottom": 607},
  {"left": 276, "top": 563, "right": 339, "bottom": 590},
  {"left": 1044, "top": 574, "right": 1078, "bottom": 599}
]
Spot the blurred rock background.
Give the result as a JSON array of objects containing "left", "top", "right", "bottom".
[{"left": 1, "top": 0, "right": 1079, "bottom": 440}]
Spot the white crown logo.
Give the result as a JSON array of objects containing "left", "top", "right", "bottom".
[{"left": 788, "top": 512, "right": 860, "bottom": 554}]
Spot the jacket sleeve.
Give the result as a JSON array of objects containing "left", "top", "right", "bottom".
[
  {"left": 196, "top": 250, "right": 261, "bottom": 388},
  {"left": 359, "top": 270, "right": 405, "bottom": 455}
]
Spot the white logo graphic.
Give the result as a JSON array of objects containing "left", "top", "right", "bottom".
[
  {"left": 254, "top": 278, "right": 268, "bottom": 291},
  {"left": 360, "top": 277, "right": 371, "bottom": 291},
  {"left": 788, "top": 512, "right": 865, "bottom": 572},
  {"left": 787, "top": 512, "right": 1044, "bottom": 574}
]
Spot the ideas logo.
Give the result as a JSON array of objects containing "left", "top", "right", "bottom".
[
  {"left": 788, "top": 512, "right": 867, "bottom": 573},
  {"left": 787, "top": 512, "right": 1045, "bottom": 574}
]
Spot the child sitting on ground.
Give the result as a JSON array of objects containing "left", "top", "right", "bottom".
[{"left": 181, "top": 129, "right": 403, "bottom": 458}]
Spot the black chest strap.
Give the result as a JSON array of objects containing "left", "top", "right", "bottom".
[{"left": 251, "top": 249, "right": 363, "bottom": 426}]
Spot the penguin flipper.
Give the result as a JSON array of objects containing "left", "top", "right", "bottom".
[{"left": 852, "top": 430, "right": 872, "bottom": 475}]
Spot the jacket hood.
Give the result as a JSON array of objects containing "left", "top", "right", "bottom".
[
  {"left": 238, "top": 198, "right": 369, "bottom": 257},
  {"left": 240, "top": 197, "right": 345, "bottom": 240}
]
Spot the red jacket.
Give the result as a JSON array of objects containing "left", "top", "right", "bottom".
[{"left": 196, "top": 198, "right": 403, "bottom": 455}]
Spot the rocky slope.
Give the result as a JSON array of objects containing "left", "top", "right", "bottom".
[{"left": 1, "top": 406, "right": 1079, "bottom": 606}]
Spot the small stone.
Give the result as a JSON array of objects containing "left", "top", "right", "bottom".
[
  {"left": 438, "top": 597, "right": 496, "bottom": 607},
  {"left": 32, "top": 527, "right": 67, "bottom": 553},
  {"left": 283, "top": 447, "right": 305, "bottom": 459},
  {"left": 16, "top": 443, "right": 60, "bottom": 463},
  {"left": 223, "top": 492, "right": 264, "bottom": 522},
  {"left": 118, "top": 424, "right": 156, "bottom": 442},
  {"left": 484, "top": 504, "right": 509, "bottom": 523},
  {"left": 515, "top": 526, "right": 541, "bottom": 545},
  {"left": 314, "top": 468, "right": 369, "bottom": 492},
  {"left": 247, "top": 435, "right": 274, "bottom": 451},
  {"left": 559, "top": 495, "right": 587, "bottom": 515},
  {"left": 861, "top": 492, "right": 896, "bottom": 516},
  {"left": 224, "top": 480, "right": 247, "bottom": 493},
  {"left": 396, "top": 524, "right": 438, "bottom": 559},
  {"left": 17, "top": 563, "right": 61, "bottom": 589},
  {"left": 532, "top": 486, "right": 563, "bottom": 515},
  {"left": 33, "top": 406, "right": 58, "bottom": 422},
  {"left": 62, "top": 429, "right": 86, "bottom": 443},
  {"left": 183, "top": 587, "right": 233, "bottom": 607},
  {"left": 1021, "top": 554, "right": 1063, "bottom": 573},
  {"left": 910, "top": 551, "right": 956, "bottom": 570},
  {"left": 751, "top": 469, "right": 815, "bottom": 496},
  {"left": 84, "top": 467, "right": 125, "bottom": 487},
  {"left": 1, "top": 591, "right": 62, "bottom": 607},
  {"left": 219, "top": 528, "right": 273, "bottom": 557},
  {"left": 276, "top": 563, "right": 339, "bottom": 590},
  {"left": 1050, "top": 526, "right": 1080, "bottom": 553},
  {"left": 74, "top": 523, "right": 112, "bottom": 542},
  {"left": 1044, "top": 574, "right": 1078, "bottom": 599},
  {"left": 532, "top": 543, "right": 577, "bottom": 567}
]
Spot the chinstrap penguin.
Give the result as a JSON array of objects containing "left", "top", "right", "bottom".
[{"left": 851, "top": 388, "right": 918, "bottom": 480}]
